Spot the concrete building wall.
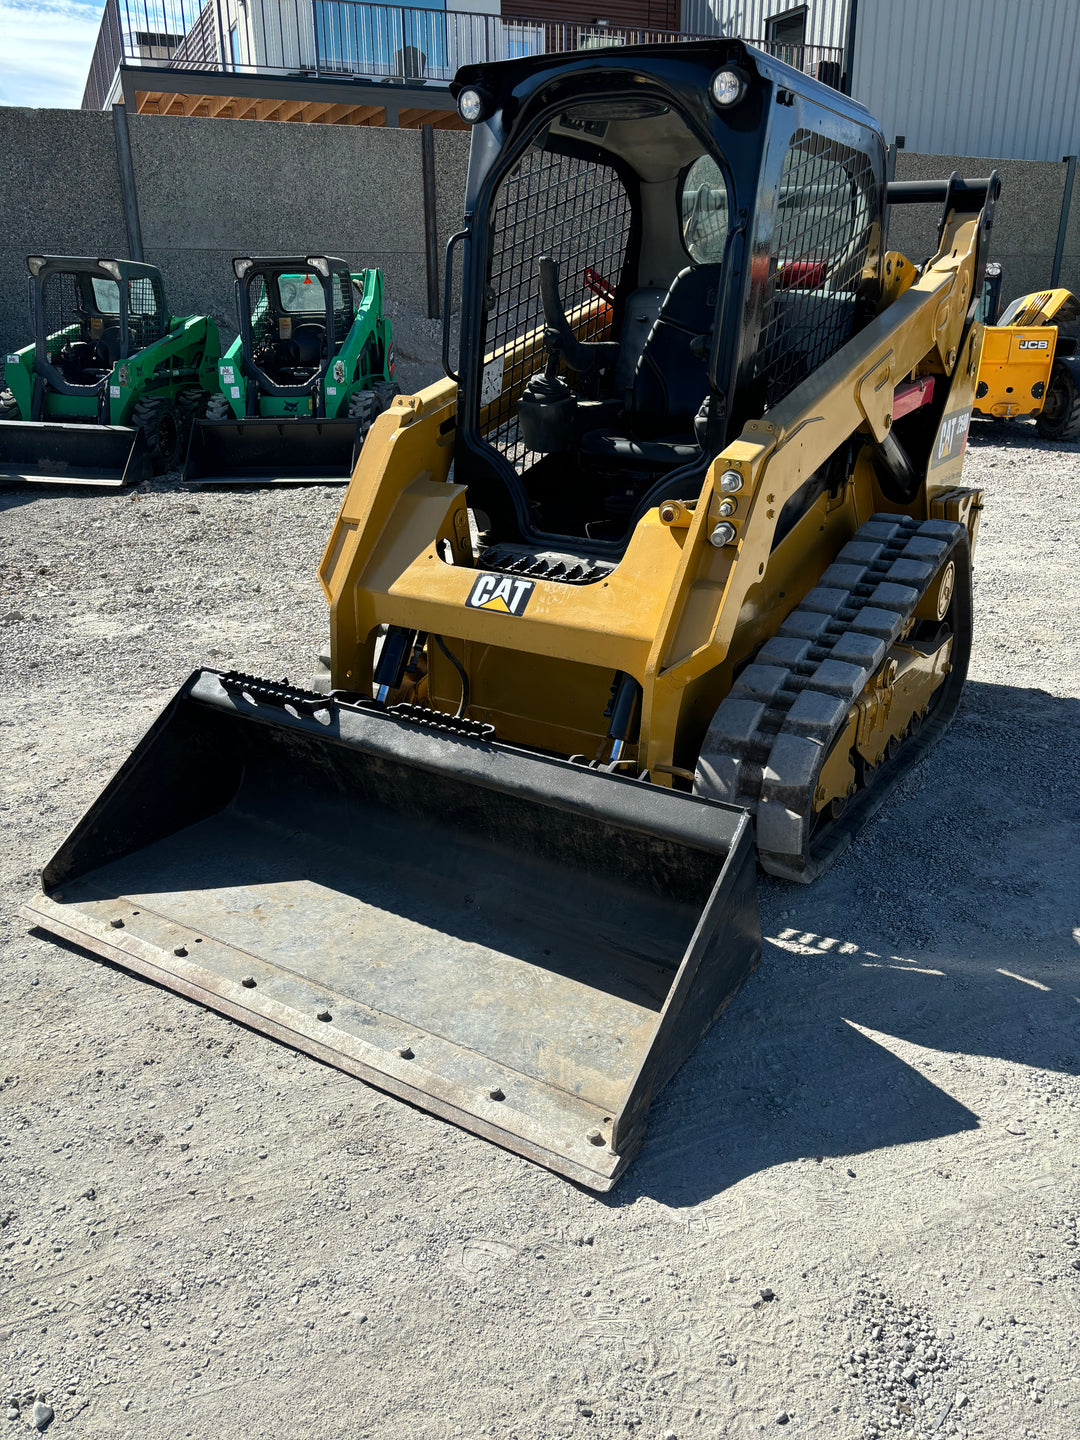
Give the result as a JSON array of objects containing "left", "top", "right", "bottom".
[
  {"left": 0, "top": 107, "right": 470, "bottom": 353},
  {"left": 887, "top": 152, "right": 1079, "bottom": 303}
]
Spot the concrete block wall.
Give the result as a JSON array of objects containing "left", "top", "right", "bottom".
[
  {"left": 127, "top": 116, "right": 470, "bottom": 343},
  {"left": 0, "top": 107, "right": 471, "bottom": 353},
  {"left": 1063, "top": 164, "right": 1080, "bottom": 296},
  {"left": 887, "top": 152, "right": 1079, "bottom": 303},
  {"left": 0, "top": 109, "right": 127, "bottom": 351}
]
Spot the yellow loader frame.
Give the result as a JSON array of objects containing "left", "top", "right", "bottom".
[{"left": 320, "top": 215, "right": 986, "bottom": 785}]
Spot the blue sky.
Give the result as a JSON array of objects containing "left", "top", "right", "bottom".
[{"left": 0, "top": 0, "right": 106, "bottom": 108}]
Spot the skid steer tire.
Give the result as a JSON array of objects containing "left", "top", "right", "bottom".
[
  {"left": 374, "top": 381, "right": 401, "bottom": 413},
  {"left": 204, "top": 393, "right": 232, "bottom": 422},
  {"left": 347, "top": 389, "right": 378, "bottom": 424},
  {"left": 347, "top": 389, "right": 379, "bottom": 470},
  {"left": 1036, "top": 336, "right": 1080, "bottom": 442},
  {"left": 177, "top": 387, "right": 205, "bottom": 421},
  {"left": 0, "top": 389, "right": 18, "bottom": 421},
  {"left": 132, "top": 396, "right": 183, "bottom": 473}
]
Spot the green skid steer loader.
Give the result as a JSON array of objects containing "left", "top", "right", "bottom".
[
  {"left": 0, "top": 256, "right": 220, "bottom": 487},
  {"left": 184, "top": 256, "right": 399, "bottom": 484}
]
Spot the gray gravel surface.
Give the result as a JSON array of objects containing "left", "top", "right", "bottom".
[{"left": 1, "top": 416, "right": 1078, "bottom": 1439}]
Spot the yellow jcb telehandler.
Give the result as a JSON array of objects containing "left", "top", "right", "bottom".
[
  {"left": 972, "top": 268, "right": 1080, "bottom": 439},
  {"left": 26, "top": 42, "right": 996, "bottom": 1190}
]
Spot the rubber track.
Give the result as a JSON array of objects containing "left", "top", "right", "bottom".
[{"left": 695, "top": 512, "right": 972, "bottom": 884}]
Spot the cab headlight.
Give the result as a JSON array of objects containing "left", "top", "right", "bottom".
[
  {"left": 457, "top": 87, "right": 489, "bottom": 124},
  {"left": 710, "top": 67, "right": 748, "bottom": 109}
]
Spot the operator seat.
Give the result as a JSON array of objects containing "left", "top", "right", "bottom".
[
  {"left": 93, "top": 325, "right": 124, "bottom": 365},
  {"left": 288, "top": 322, "right": 327, "bottom": 377},
  {"left": 54, "top": 339, "right": 114, "bottom": 386},
  {"left": 628, "top": 263, "right": 721, "bottom": 439},
  {"left": 579, "top": 263, "right": 720, "bottom": 464},
  {"left": 254, "top": 322, "right": 325, "bottom": 383}
]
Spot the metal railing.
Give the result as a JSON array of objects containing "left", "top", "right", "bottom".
[{"left": 81, "top": 0, "right": 844, "bottom": 110}]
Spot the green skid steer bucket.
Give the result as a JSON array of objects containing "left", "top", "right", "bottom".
[
  {"left": 0, "top": 420, "right": 150, "bottom": 487},
  {"left": 24, "top": 671, "right": 761, "bottom": 1189},
  {"left": 184, "top": 418, "right": 362, "bottom": 484}
]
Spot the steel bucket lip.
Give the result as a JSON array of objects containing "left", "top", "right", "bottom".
[
  {"left": 28, "top": 668, "right": 762, "bottom": 1190},
  {"left": 183, "top": 417, "right": 360, "bottom": 485},
  {"left": 0, "top": 417, "right": 147, "bottom": 487}
]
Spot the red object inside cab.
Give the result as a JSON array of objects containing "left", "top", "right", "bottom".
[{"left": 777, "top": 259, "right": 829, "bottom": 290}]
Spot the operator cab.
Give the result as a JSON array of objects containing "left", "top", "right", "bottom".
[
  {"left": 233, "top": 256, "right": 354, "bottom": 395},
  {"left": 27, "top": 257, "right": 168, "bottom": 394},
  {"left": 448, "top": 42, "right": 885, "bottom": 570}
]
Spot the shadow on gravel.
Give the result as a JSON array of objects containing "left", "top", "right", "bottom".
[
  {"left": 0, "top": 479, "right": 165, "bottom": 511},
  {"left": 615, "top": 679, "right": 1080, "bottom": 1208},
  {"left": 0, "top": 472, "right": 282, "bottom": 510},
  {"left": 0, "top": 483, "right": 72, "bottom": 513},
  {"left": 619, "top": 933, "right": 1078, "bottom": 1208},
  {"left": 18, "top": 678, "right": 1080, "bottom": 1208}
]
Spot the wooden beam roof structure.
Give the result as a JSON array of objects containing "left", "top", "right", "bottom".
[
  {"left": 134, "top": 92, "right": 462, "bottom": 125},
  {"left": 120, "top": 63, "right": 465, "bottom": 129}
]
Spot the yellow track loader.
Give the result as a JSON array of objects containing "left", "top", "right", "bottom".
[{"left": 26, "top": 42, "right": 996, "bottom": 1190}]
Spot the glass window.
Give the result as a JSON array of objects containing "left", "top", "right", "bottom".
[
  {"left": 277, "top": 273, "right": 326, "bottom": 312},
  {"left": 680, "top": 156, "right": 730, "bottom": 264},
  {"left": 757, "top": 129, "right": 877, "bottom": 408},
  {"left": 90, "top": 278, "right": 121, "bottom": 313},
  {"left": 766, "top": 5, "right": 807, "bottom": 66}
]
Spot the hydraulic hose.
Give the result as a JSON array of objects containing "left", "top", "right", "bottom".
[{"left": 433, "top": 635, "right": 469, "bottom": 720}]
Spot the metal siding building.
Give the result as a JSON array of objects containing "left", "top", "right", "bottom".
[
  {"left": 852, "top": 0, "right": 1080, "bottom": 161},
  {"left": 680, "top": 0, "right": 850, "bottom": 47},
  {"left": 683, "top": 0, "right": 1078, "bottom": 162}
]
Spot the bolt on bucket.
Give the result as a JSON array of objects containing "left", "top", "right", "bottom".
[
  {"left": 184, "top": 417, "right": 362, "bottom": 484},
  {"left": 0, "top": 419, "right": 149, "bottom": 487},
  {"left": 24, "top": 670, "right": 761, "bottom": 1189}
]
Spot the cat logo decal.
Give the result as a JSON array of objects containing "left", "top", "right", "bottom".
[{"left": 466, "top": 573, "right": 535, "bottom": 616}]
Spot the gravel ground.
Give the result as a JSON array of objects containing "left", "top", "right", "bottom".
[{"left": 0, "top": 412, "right": 1078, "bottom": 1440}]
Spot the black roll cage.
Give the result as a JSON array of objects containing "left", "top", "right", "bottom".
[
  {"left": 445, "top": 40, "right": 887, "bottom": 560},
  {"left": 26, "top": 255, "right": 169, "bottom": 403},
  {"left": 233, "top": 255, "right": 352, "bottom": 412}
]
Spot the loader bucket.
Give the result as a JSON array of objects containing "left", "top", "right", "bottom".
[
  {"left": 24, "top": 671, "right": 760, "bottom": 1189},
  {"left": 0, "top": 419, "right": 149, "bottom": 487},
  {"left": 184, "top": 417, "right": 361, "bottom": 484}
]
